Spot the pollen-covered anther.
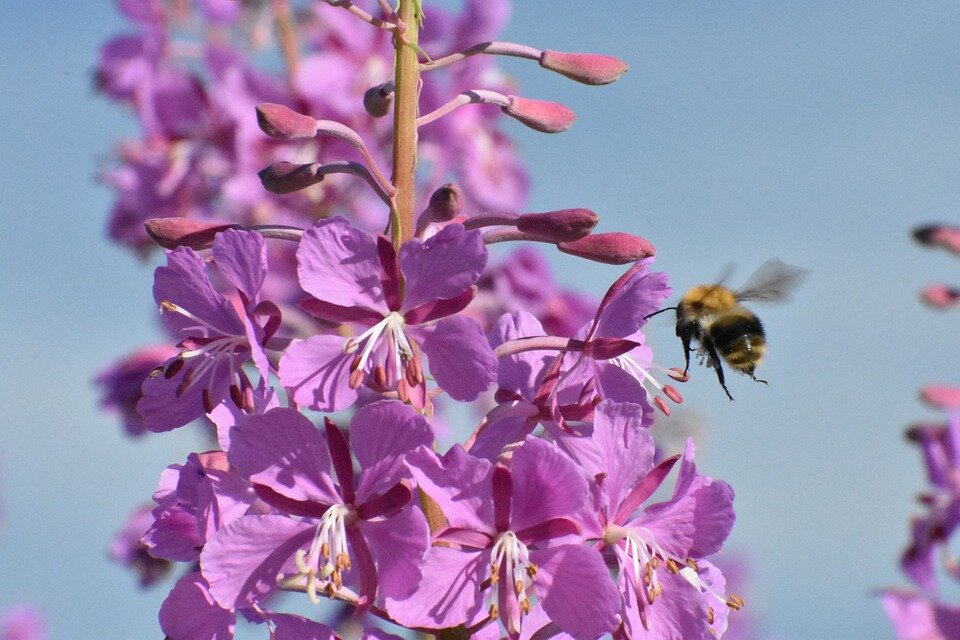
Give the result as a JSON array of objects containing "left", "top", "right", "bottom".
[
  {"left": 707, "top": 607, "right": 715, "bottom": 625},
  {"left": 727, "top": 595, "right": 745, "bottom": 611},
  {"left": 666, "top": 558, "right": 681, "bottom": 574},
  {"left": 685, "top": 558, "right": 699, "bottom": 571},
  {"left": 489, "top": 603, "right": 499, "bottom": 618},
  {"left": 654, "top": 397, "right": 670, "bottom": 416},
  {"left": 667, "top": 367, "right": 690, "bottom": 382}
]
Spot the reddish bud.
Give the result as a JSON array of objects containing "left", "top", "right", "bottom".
[
  {"left": 427, "top": 183, "right": 463, "bottom": 220},
  {"left": 539, "top": 50, "right": 629, "bottom": 86},
  {"left": 256, "top": 103, "right": 319, "bottom": 139},
  {"left": 258, "top": 162, "right": 321, "bottom": 194},
  {"left": 558, "top": 232, "right": 655, "bottom": 264},
  {"left": 502, "top": 97, "right": 575, "bottom": 134},
  {"left": 516, "top": 208, "right": 598, "bottom": 242},
  {"left": 920, "top": 284, "right": 960, "bottom": 308},
  {"left": 921, "top": 385, "right": 960, "bottom": 410},
  {"left": 363, "top": 83, "right": 394, "bottom": 118},
  {"left": 583, "top": 337, "right": 639, "bottom": 360},
  {"left": 145, "top": 218, "right": 240, "bottom": 250}
]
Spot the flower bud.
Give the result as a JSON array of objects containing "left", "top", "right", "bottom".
[
  {"left": 920, "top": 284, "right": 960, "bottom": 308},
  {"left": 144, "top": 218, "right": 240, "bottom": 250},
  {"left": 920, "top": 385, "right": 960, "bottom": 410},
  {"left": 516, "top": 208, "right": 598, "bottom": 242},
  {"left": 913, "top": 224, "right": 960, "bottom": 254},
  {"left": 502, "top": 97, "right": 575, "bottom": 134},
  {"left": 256, "top": 103, "right": 319, "bottom": 139},
  {"left": 427, "top": 183, "right": 463, "bottom": 221},
  {"left": 539, "top": 50, "right": 629, "bottom": 86},
  {"left": 363, "top": 83, "right": 394, "bottom": 118},
  {"left": 583, "top": 337, "right": 639, "bottom": 360},
  {"left": 558, "top": 232, "right": 655, "bottom": 264},
  {"left": 258, "top": 162, "right": 321, "bottom": 194}
]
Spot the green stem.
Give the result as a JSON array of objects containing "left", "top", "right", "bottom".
[{"left": 390, "top": 0, "right": 421, "bottom": 246}]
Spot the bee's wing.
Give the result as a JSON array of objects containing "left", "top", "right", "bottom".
[{"left": 734, "top": 258, "right": 809, "bottom": 303}]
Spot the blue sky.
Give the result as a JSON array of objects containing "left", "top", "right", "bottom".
[{"left": 3, "top": 2, "right": 960, "bottom": 638}]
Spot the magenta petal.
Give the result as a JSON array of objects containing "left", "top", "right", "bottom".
[
  {"left": 159, "top": 572, "right": 235, "bottom": 640},
  {"left": 416, "top": 316, "right": 496, "bottom": 401},
  {"left": 489, "top": 310, "right": 551, "bottom": 400},
  {"left": 615, "top": 454, "right": 680, "bottom": 525},
  {"left": 138, "top": 359, "right": 226, "bottom": 432},
  {"left": 593, "top": 260, "right": 671, "bottom": 339},
  {"left": 586, "top": 399, "right": 657, "bottom": 514},
  {"left": 403, "top": 287, "right": 475, "bottom": 326},
  {"left": 399, "top": 224, "right": 487, "bottom": 311},
  {"left": 385, "top": 546, "right": 488, "bottom": 630},
  {"left": 212, "top": 229, "right": 266, "bottom": 304},
  {"left": 155, "top": 247, "right": 246, "bottom": 337},
  {"left": 268, "top": 614, "right": 336, "bottom": 640},
  {"left": 298, "top": 297, "right": 383, "bottom": 324},
  {"left": 406, "top": 445, "right": 494, "bottom": 531},
  {"left": 278, "top": 335, "right": 357, "bottom": 412},
  {"left": 360, "top": 504, "right": 430, "bottom": 600},
  {"left": 229, "top": 408, "right": 340, "bottom": 506},
  {"left": 620, "top": 568, "right": 710, "bottom": 640},
  {"left": 532, "top": 544, "right": 619, "bottom": 639},
  {"left": 350, "top": 401, "right": 434, "bottom": 471},
  {"left": 509, "top": 438, "right": 589, "bottom": 534},
  {"left": 144, "top": 505, "right": 203, "bottom": 562},
  {"left": 297, "top": 216, "right": 388, "bottom": 313},
  {"left": 469, "top": 413, "right": 536, "bottom": 462},
  {"left": 592, "top": 360, "right": 653, "bottom": 410},
  {"left": 201, "top": 515, "right": 314, "bottom": 609}
]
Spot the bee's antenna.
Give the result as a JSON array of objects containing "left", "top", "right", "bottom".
[{"left": 643, "top": 306, "right": 678, "bottom": 320}]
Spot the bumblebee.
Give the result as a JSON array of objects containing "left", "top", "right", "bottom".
[{"left": 675, "top": 259, "right": 807, "bottom": 400}]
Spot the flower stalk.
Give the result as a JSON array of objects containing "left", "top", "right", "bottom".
[{"left": 390, "top": 0, "right": 422, "bottom": 247}]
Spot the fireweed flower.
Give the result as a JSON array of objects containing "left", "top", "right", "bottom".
[
  {"left": 576, "top": 401, "right": 736, "bottom": 639},
  {"left": 279, "top": 216, "right": 496, "bottom": 411},
  {"left": 138, "top": 229, "right": 281, "bottom": 432},
  {"left": 95, "top": 344, "right": 176, "bottom": 437},
  {"left": 144, "top": 450, "right": 258, "bottom": 563},
  {"left": 109, "top": 504, "right": 171, "bottom": 587},
  {"left": 200, "top": 401, "right": 431, "bottom": 610},
  {"left": 880, "top": 589, "right": 960, "bottom": 640},
  {"left": 159, "top": 572, "right": 235, "bottom": 640},
  {"left": 392, "top": 437, "right": 620, "bottom": 639},
  {"left": 0, "top": 607, "right": 46, "bottom": 640}
]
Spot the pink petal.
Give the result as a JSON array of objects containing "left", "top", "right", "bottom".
[
  {"left": 297, "top": 216, "right": 388, "bottom": 314},
  {"left": 268, "top": 614, "right": 335, "bottom": 640},
  {"left": 201, "top": 515, "right": 314, "bottom": 609},
  {"left": 278, "top": 335, "right": 357, "bottom": 412},
  {"left": 406, "top": 446, "right": 494, "bottom": 532},
  {"left": 532, "top": 544, "right": 619, "bottom": 639},
  {"left": 212, "top": 229, "right": 266, "bottom": 304},
  {"left": 509, "top": 438, "right": 589, "bottom": 534},
  {"left": 398, "top": 224, "right": 486, "bottom": 312},
  {"left": 415, "top": 316, "right": 496, "bottom": 401},
  {"left": 159, "top": 572, "right": 235, "bottom": 640},
  {"left": 229, "top": 408, "right": 340, "bottom": 506},
  {"left": 349, "top": 401, "right": 434, "bottom": 472}
]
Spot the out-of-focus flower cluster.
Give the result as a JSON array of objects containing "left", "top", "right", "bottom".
[
  {"left": 95, "top": 1, "right": 743, "bottom": 638},
  {"left": 880, "top": 227, "right": 960, "bottom": 638}
]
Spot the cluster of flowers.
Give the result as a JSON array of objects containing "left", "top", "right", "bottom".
[
  {"left": 881, "top": 224, "right": 960, "bottom": 638},
  {"left": 96, "top": 1, "right": 743, "bottom": 638}
]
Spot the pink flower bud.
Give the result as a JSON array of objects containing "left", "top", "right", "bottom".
[
  {"left": 363, "top": 83, "right": 394, "bottom": 118},
  {"left": 144, "top": 218, "right": 240, "bottom": 250},
  {"left": 539, "top": 50, "right": 629, "bottom": 86},
  {"left": 427, "top": 183, "right": 463, "bottom": 220},
  {"left": 920, "top": 284, "right": 960, "bottom": 308},
  {"left": 920, "top": 385, "right": 960, "bottom": 410},
  {"left": 913, "top": 224, "right": 960, "bottom": 254},
  {"left": 516, "top": 208, "right": 598, "bottom": 242},
  {"left": 255, "top": 103, "right": 319, "bottom": 139},
  {"left": 558, "top": 232, "right": 655, "bottom": 264},
  {"left": 502, "top": 96, "right": 576, "bottom": 134},
  {"left": 583, "top": 337, "right": 639, "bottom": 360},
  {"left": 258, "top": 162, "right": 320, "bottom": 194}
]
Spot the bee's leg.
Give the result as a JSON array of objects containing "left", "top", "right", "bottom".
[
  {"left": 750, "top": 374, "right": 768, "bottom": 386},
  {"left": 703, "top": 339, "right": 734, "bottom": 401},
  {"left": 677, "top": 323, "right": 695, "bottom": 376}
]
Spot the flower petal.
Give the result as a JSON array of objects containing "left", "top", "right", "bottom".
[
  {"left": 532, "top": 544, "right": 619, "bottom": 639},
  {"left": 350, "top": 400, "right": 434, "bottom": 472},
  {"left": 159, "top": 572, "right": 235, "bottom": 640},
  {"left": 211, "top": 229, "right": 266, "bottom": 304},
  {"left": 154, "top": 247, "right": 246, "bottom": 337},
  {"left": 489, "top": 310, "right": 551, "bottom": 401},
  {"left": 385, "top": 546, "right": 488, "bottom": 630},
  {"left": 406, "top": 445, "right": 494, "bottom": 531},
  {"left": 509, "top": 437, "right": 590, "bottom": 534},
  {"left": 201, "top": 515, "right": 314, "bottom": 609},
  {"left": 278, "top": 335, "right": 357, "bottom": 412},
  {"left": 360, "top": 504, "right": 430, "bottom": 601},
  {"left": 416, "top": 316, "right": 496, "bottom": 401},
  {"left": 399, "top": 224, "right": 486, "bottom": 311},
  {"left": 229, "top": 408, "right": 340, "bottom": 506},
  {"left": 297, "top": 216, "right": 388, "bottom": 313},
  {"left": 269, "top": 614, "right": 336, "bottom": 640}
]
